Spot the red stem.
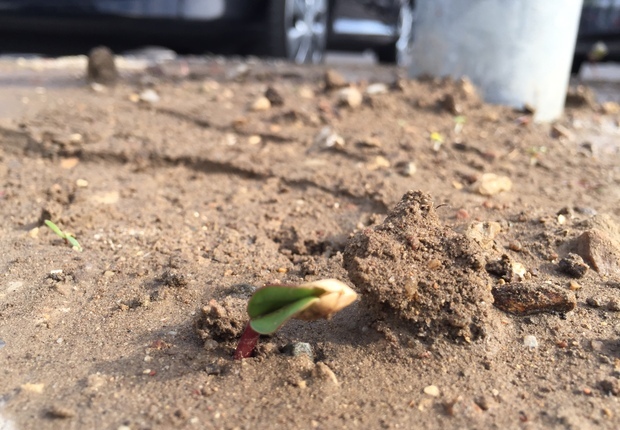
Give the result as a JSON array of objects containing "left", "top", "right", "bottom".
[{"left": 234, "top": 322, "right": 260, "bottom": 360}]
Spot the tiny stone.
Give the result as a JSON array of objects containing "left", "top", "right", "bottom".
[
  {"left": 455, "top": 209, "right": 469, "bottom": 220},
  {"left": 203, "top": 339, "right": 218, "bottom": 350},
  {"left": 324, "top": 69, "right": 348, "bottom": 90},
  {"left": 47, "top": 405, "right": 75, "bottom": 419},
  {"left": 264, "top": 86, "right": 284, "bottom": 106},
  {"left": 251, "top": 96, "right": 271, "bottom": 111},
  {"left": 558, "top": 253, "right": 589, "bottom": 278},
  {"left": 523, "top": 335, "right": 538, "bottom": 349},
  {"left": 204, "top": 363, "right": 222, "bottom": 375},
  {"left": 569, "top": 280, "right": 582, "bottom": 291},
  {"left": 76, "top": 179, "right": 89, "bottom": 188},
  {"left": 0, "top": 339, "right": 5, "bottom": 349},
  {"left": 423, "top": 385, "right": 440, "bottom": 397},
  {"left": 586, "top": 296, "right": 604, "bottom": 308},
  {"left": 591, "top": 340, "right": 604, "bottom": 352},
  {"left": 282, "top": 342, "right": 314, "bottom": 360},
  {"left": 139, "top": 89, "right": 160, "bottom": 104},
  {"left": 313, "top": 362, "right": 338, "bottom": 385},
  {"left": 509, "top": 241, "right": 523, "bottom": 252},
  {"left": 399, "top": 162, "right": 417, "bottom": 177},
  {"left": 87, "top": 46, "right": 118, "bottom": 85},
  {"left": 338, "top": 87, "right": 363, "bottom": 109},
  {"left": 608, "top": 298, "right": 620, "bottom": 312},
  {"left": 366, "top": 83, "right": 388, "bottom": 95}
]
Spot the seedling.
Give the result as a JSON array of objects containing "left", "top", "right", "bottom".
[
  {"left": 430, "top": 131, "right": 444, "bottom": 152},
  {"left": 44, "top": 220, "right": 82, "bottom": 252},
  {"left": 453, "top": 116, "right": 466, "bottom": 133},
  {"left": 234, "top": 279, "right": 357, "bottom": 359}
]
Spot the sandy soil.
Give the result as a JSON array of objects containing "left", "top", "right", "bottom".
[{"left": 1, "top": 56, "right": 620, "bottom": 430}]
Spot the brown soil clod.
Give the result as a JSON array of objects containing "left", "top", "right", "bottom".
[
  {"left": 491, "top": 282, "right": 576, "bottom": 315},
  {"left": 344, "top": 190, "right": 493, "bottom": 342}
]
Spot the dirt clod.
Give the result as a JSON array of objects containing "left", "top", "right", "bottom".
[{"left": 344, "top": 190, "right": 492, "bottom": 342}]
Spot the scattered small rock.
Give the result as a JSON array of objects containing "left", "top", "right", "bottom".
[
  {"left": 485, "top": 255, "right": 524, "bottom": 281},
  {"left": 601, "top": 101, "right": 620, "bottom": 115},
  {"left": 313, "top": 126, "right": 345, "bottom": 150},
  {"left": 464, "top": 222, "right": 502, "bottom": 249},
  {"left": 265, "top": 86, "right": 284, "bottom": 106},
  {"left": 0, "top": 339, "right": 5, "bottom": 349},
  {"left": 551, "top": 124, "right": 573, "bottom": 140},
  {"left": 282, "top": 342, "right": 314, "bottom": 360},
  {"left": 204, "top": 362, "right": 223, "bottom": 375},
  {"left": 324, "top": 69, "right": 348, "bottom": 90},
  {"left": 523, "top": 335, "right": 538, "bottom": 349},
  {"left": 337, "top": 87, "right": 363, "bottom": 109},
  {"left": 608, "top": 298, "right": 620, "bottom": 311},
  {"left": 312, "top": 362, "right": 339, "bottom": 386},
  {"left": 251, "top": 96, "right": 271, "bottom": 111},
  {"left": 492, "top": 282, "right": 577, "bottom": 315},
  {"left": 565, "top": 85, "right": 596, "bottom": 108},
  {"left": 47, "top": 405, "right": 75, "bottom": 419},
  {"left": 139, "top": 89, "right": 160, "bottom": 104},
  {"left": 470, "top": 173, "right": 512, "bottom": 196},
  {"left": 87, "top": 46, "right": 118, "bottom": 85},
  {"left": 439, "top": 93, "right": 461, "bottom": 114},
  {"left": 508, "top": 241, "right": 523, "bottom": 252},
  {"left": 398, "top": 161, "right": 417, "bottom": 177},
  {"left": 423, "top": 385, "right": 440, "bottom": 397},
  {"left": 558, "top": 253, "right": 589, "bottom": 278},
  {"left": 586, "top": 296, "right": 604, "bottom": 308},
  {"left": 599, "top": 379, "right": 620, "bottom": 396},
  {"left": 366, "top": 83, "right": 389, "bottom": 95},
  {"left": 571, "top": 215, "right": 620, "bottom": 276},
  {"left": 21, "top": 383, "right": 45, "bottom": 394}
]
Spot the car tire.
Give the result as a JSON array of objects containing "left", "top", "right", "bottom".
[
  {"left": 267, "top": 0, "right": 328, "bottom": 64},
  {"left": 376, "top": 1, "right": 415, "bottom": 66}
]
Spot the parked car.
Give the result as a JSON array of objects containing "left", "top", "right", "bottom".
[
  {"left": 574, "top": 0, "right": 620, "bottom": 72},
  {"left": 0, "top": 0, "right": 415, "bottom": 65}
]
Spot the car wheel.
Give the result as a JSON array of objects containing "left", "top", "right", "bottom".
[
  {"left": 376, "top": 1, "right": 415, "bottom": 66},
  {"left": 268, "top": 0, "right": 328, "bottom": 64}
]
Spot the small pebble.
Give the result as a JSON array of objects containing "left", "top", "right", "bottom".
[
  {"left": 586, "top": 296, "right": 603, "bottom": 308},
  {"left": 313, "top": 362, "right": 338, "bottom": 386},
  {"left": 366, "top": 83, "right": 388, "bottom": 95},
  {"left": 282, "top": 342, "right": 314, "bottom": 361},
  {"left": 139, "top": 89, "right": 160, "bottom": 104},
  {"left": 608, "top": 298, "right": 620, "bottom": 312},
  {"left": 523, "top": 335, "right": 538, "bottom": 349},
  {"left": 508, "top": 241, "right": 523, "bottom": 252},
  {"left": 251, "top": 96, "right": 271, "bottom": 111},
  {"left": 455, "top": 209, "right": 469, "bottom": 220},
  {"left": 47, "top": 405, "right": 75, "bottom": 419},
  {"left": 423, "top": 385, "right": 440, "bottom": 397},
  {"left": 0, "top": 339, "right": 5, "bottom": 349},
  {"left": 338, "top": 87, "right": 363, "bottom": 109}
]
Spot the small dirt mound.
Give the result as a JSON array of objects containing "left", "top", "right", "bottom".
[{"left": 343, "top": 190, "right": 494, "bottom": 342}]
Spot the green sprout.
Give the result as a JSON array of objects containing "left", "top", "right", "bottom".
[
  {"left": 234, "top": 279, "right": 357, "bottom": 359},
  {"left": 430, "top": 131, "right": 444, "bottom": 152},
  {"left": 44, "top": 220, "right": 82, "bottom": 252},
  {"left": 454, "top": 116, "right": 466, "bottom": 133}
]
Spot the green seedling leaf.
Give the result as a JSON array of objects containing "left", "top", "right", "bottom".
[
  {"left": 66, "top": 235, "right": 83, "bottom": 252},
  {"left": 454, "top": 115, "right": 466, "bottom": 124},
  {"left": 248, "top": 285, "right": 322, "bottom": 319},
  {"left": 250, "top": 296, "right": 318, "bottom": 334},
  {"left": 44, "top": 220, "right": 66, "bottom": 239},
  {"left": 430, "top": 132, "right": 444, "bottom": 143}
]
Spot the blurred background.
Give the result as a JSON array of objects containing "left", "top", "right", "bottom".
[{"left": 0, "top": 0, "right": 617, "bottom": 72}]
